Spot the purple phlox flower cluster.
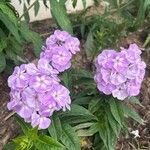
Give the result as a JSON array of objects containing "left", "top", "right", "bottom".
[
  {"left": 94, "top": 43, "right": 146, "bottom": 100},
  {"left": 7, "top": 30, "right": 80, "bottom": 129},
  {"left": 7, "top": 58, "right": 71, "bottom": 129},
  {"left": 40, "top": 30, "right": 80, "bottom": 72}
]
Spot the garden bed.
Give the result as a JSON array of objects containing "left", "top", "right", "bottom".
[{"left": 0, "top": 17, "right": 150, "bottom": 149}]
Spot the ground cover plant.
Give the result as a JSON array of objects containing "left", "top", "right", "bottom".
[{"left": 1, "top": 0, "right": 150, "bottom": 150}]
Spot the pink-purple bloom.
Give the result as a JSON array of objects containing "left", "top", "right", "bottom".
[
  {"left": 7, "top": 30, "right": 80, "bottom": 129},
  {"left": 94, "top": 44, "right": 146, "bottom": 100},
  {"left": 40, "top": 30, "right": 80, "bottom": 72},
  {"left": 7, "top": 59, "right": 71, "bottom": 129}
]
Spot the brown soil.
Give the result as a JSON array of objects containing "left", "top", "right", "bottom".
[{"left": 0, "top": 18, "right": 150, "bottom": 150}]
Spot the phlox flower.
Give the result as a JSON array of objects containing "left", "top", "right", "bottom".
[{"left": 94, "top": 43, "right": 146, "bottom": 100}]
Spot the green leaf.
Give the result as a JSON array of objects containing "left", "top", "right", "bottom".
[
  {"left": 74, "top": 122, "right": 94, "bottom": 131},
  {"left": 104, "top": 118, "right": 117, "bottom": 150},
  {"left": 81, "top": 0, "right": 86, "bottom": 9},
  {"left": 42, "top": 0, "right": 48, "bottom": 8},
  {"left": 0, "top": 38, "right": 7, "bottom": 52},
  {"left": 34, "top": 135, "right": 64, "bottom": 150},
  {"left": 123, "top": 105, "right": 144, "bottom": 124},
  {"left": 0, "top": 51, "right": 6, "bottom": 72},
  {"left": 88, "top": 121, "right": 99, "bottom": 136},
  {"left": 97, "top": 116, "right": 116, "bottom": 150},
  {"left": 77, "top": 122, "right": 99, "bottom": 136},
  {"left": 0, "top": 28, "right": 6, "bottom": 38},
  {"left": 48, "top": 114, "right": 62, "bottom": 140},
  {"left": 34, "top": 0, "right": 40, "bottom": 16},
  {"left": 61, "top": 70, "right": 72, "bottom": 90},
  {"left": 71, "top": 68, "right": 93, "bottom": 78},
  {"left": 0, "top": 3, "right": 17, "bottom": 25},
  {"left": 105, "top": 110, "right": 120, "bottom": 137},
  {"left": 13, "top": 135, "right": 32, "bottom": 150},
  {"left": 23, "top": 3, "right": 30, "bottom": 23},
  {"left": 27, "top": 127, "right": 38, "bottom": 140},
  {"left": 60, "top": 123, "right": 81, "bottom": 150},
  {"left": 0, "top": 12, "right": 21, "bottom": 43},
  {"left": 85, "top": 31, "right": 96, "bottom": 61},
  {"left": 143, "top": 34, "right": 150, "bottom": 47},
  {"left": 88, "top": 98, "right": 101, "bottom": 114},
  {"left": 3, "top": 142, "right": 17, "bottom": 150},
  {"left": 30, "top": 32, "right": 42, "bottom": 57},
  {"left": 15, "top": 115, "right": 31, "bottom": 134},
  {"left": 8, "top": 37, "right": 23, "bottom": 55},
  {"left": 129, "top": 97, "right": 144, "bottom": 108},
  {"left": 73, "top": 96, "right": 92, "bottom": 105},
  {"left": 109, "top": 99, "right": 122, "bottom": 126},
  {"left": 19, "top": 22, "right": 42, "bottom": 57},
  {"left": 49, "top": 0, "right": 73, "bottom": 34},
  {"left": 60, "top": 104, "right": 97, "bottom": 124}
]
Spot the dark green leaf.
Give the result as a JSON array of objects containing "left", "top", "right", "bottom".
[
  {"left": 30, "top": 32, "right": 42, "bottom": 56},
  {"left": 129, "top": 97, "right": 144, "bottom": 108},
  {"left": 85, "top": 31, "right": 96, "bottom": 61},
  {"left": 19, "top": 22, "right": 42, "bottom": 56},
  {"left": 74, "top": 122, "right": 94, "bottom": 131},
  {"left": 15, "top": 115, "right": 31, "bottom": 134},
  {"left": 61, "top": 70, "right": 72, "bottom": 90},
  {"left": 5, "top": 49, "right": 19, "bottom": 64},
  {"left": 0, "top": 3, "right": 17, "bottom": 25},
  {"left": 34, "top": 135, "right": 64, "bottom": 150},
  {"left": 42, "top": 0, "right": 48, "bottom": 8},
  {"left": 60, "top": 123, "right": 80, "bottom": 150},
  {"left": 0, "top": 51, "right": 6, "bottom": 72},
  {"left": 34, "top": 0, "right": 40, "bottom": 16},
  {"left": 88, "top": 98, "right": 101, "bottom": 114},
  {"left": 87, "top": 122, "right": 100, "bottom": 136},
  {"left": 0, "top": 12, "right": 21, "bottom": 43},
  {"left": 0, "top": 38, "right": 7, "bottom": 52},
  {"left": 82, "top": 0, "right": 86, "bottom": 9},
  {"left": 123, "top": 105, "right": 144, "bottom": 124},
  {"left": 48, "top": 114, "right": 62, "bottom": 140},
  {"left": 3, "top": 142, "right": 16, "bottom": 150},
  {"left": 49, "top": 0, "right": 73, "bottom": 34},
  {"left": 71, "top": 68, "right": 93, "bottom": 78},
  {"left": 61, "top": 104, "right": 97, "bottom": 123},
  {"left": 109, "top": 99, "right": 122, "bottom": 126},
  {"left": 143, "top": 34, "right": 150, "bottom": 47},
  {"left": 105, "top": 110, "right": 120, "bottom": 137},
  {"left": 23, "top": 3, "right": 30, "bottom": 23},
  {"left": 8, "top": 37, "right": 23, "bottom": 55},
  {"left": 73, "top": 96, "right": 92, "bottom": 105}
]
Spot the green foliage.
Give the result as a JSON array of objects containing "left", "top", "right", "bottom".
[
  {"left": 85, "top": 30, "right": 96, "bottom": 61},
  {"left": 72, "top": 0, "right": 150, "bottom": 62},
  {"left": 49, "top": 0, "right": 73, "bottom": 34},
  {"left": 61, "top": 68, "right": 144, "bottom": 149},
  {"left": 48, "top": 114, "right": 81, "bottom": 150},
  {"left": 0, "top": 52, "right": 6, "bottom": 72},
  {"left": 34, "top": 1, "right": 40, "bottom": 17},
  {"left": 34, "top": 135, "right": 64, "bottom": 150},
  {"left": 3, "top": 0, "right": 148, "bottom": 150},
  {"left": 4, "top": 115, "right": 64, "bottom": 150},
  {"left": 0, "top": 1, "right": 42, "bottom": 73}
]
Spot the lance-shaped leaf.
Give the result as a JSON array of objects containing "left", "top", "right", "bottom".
[{"left": 49, "top": 0, "right": 73, "bottom": 34}]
